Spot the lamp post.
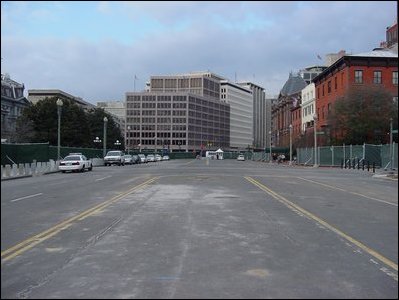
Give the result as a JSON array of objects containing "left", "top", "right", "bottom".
[
  {"left": 389, "top": 117, "right": 393, "bottom": 170},
  {"left": 93, "top": 136, "right": 102, "bottom": 148},
  {"left": 126, "top": 125, "right": 131, "bottom": 155},
  {"left": 103, "top": 116, "right": 108, "bottom": 157},
  {"left": 269, "top": 130, "right": 272, "bottom": 163},
  {"left": 56, "top": 99, "right": 63, "bottom": 160},
  {"left": 313, "top": 114, "right": 318, "bottom": 167},
  {"left": 289, "top": 124, "right": 293, "bottom": 165}
]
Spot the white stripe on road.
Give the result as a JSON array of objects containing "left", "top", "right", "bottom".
[
  {"left": 11, "top": 193, "right": 43, "bottom": 202},
  {"left": 95, "top": 175, "right": 112, "bottom": 181}
]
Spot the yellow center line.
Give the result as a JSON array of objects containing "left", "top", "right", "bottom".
[
  {"left": 244, "top": 176, "right": 398, "bottom": 273},
  {"left": 297, "top": 177, "right": 398, "bottom": 207},
  {"left": 1, "top": 177, "right": 158, "bottom": 262}
]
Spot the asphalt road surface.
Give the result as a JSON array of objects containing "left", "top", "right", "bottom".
[{"left": 1, "top": 159, "right": 398, "bottom": 298}]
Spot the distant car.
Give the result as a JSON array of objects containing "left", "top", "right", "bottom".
[
  {"left": 146, "top": 154, "right": 155, "bottom": 162},
  {"left": 155, "top": 154, "right": 162, "bottom": 161},
  {"left": 132, "top": 155, "right": 140, "bottom": 164},
  {"left": 124, "top": 154, "right": 133, "bottom": 165},
  {"left": 104, "top": 150, "right": 125, "bottom": 166},
  {"left": 237, "top": 154, "right": 245, "bottom": 161},
  {"left": 59, "top": 154, "right": 93, "bottom": 173},
  {"left": 162, "top": 155, "right": 170, "bottom": 161},
  {"left": 138, "top": 154, "right": 147, "bottom": 163}
]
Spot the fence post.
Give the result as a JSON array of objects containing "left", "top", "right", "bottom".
[
  {"left": 362, "top": 143, "right": 366, "bottom": 160},
  {"left": 373, "top": 162, "right": 375, "bottom": 173},
  {"left": 350, "top": 144, "right": 353, "bottom": 160}
]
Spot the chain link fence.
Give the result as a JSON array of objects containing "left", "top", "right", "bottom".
[{"left": 296, "top": 143, "right": 397, "bottom": 169}]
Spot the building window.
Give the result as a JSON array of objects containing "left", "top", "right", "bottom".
[
  {"left": 334, "top": 76, "right": 337, "bottom": 90},
  {"left": 373, "top": 71, "right": 382, "bottom": 84},
  {"left": 327, "top": 81, "right": 331, "bottom": 93},
  {"left": 393, "top": 71, "right": 398, "bottom": 85},
  {"left": 355, "top": 70, "right": 363, "bottom": 84}
]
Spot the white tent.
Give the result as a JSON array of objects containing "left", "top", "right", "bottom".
[{"left": 215, "top": 148, "right": 224, "bottom": 160}]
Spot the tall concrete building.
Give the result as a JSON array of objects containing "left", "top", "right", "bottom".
[
  {"left": 125, "top": 72, "right": 230, "bottom": 153},
  {"left": 238, "top": 82, "right": 267, "bottom": 149},
  {"left": 220, "top": 81, "right": 253, "bottom": 150}
]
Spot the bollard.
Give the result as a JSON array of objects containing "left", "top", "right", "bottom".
[
  {"left": 372, "top": 162, "right": 375, "bottom": 173},
  {"left": 367, "top": 160, "right": 370, "bottom": 172},
  {"left": 352, "top": 158, "right": 356, "bottom": 169},
  {"left": 362, "top": 160, "right": 364, "bottom": 170},
  {"left": 357, "top": 158, "right": 360, "bottom": 170},
  {"left": 341, "top": 159, "right": 344, "bottom": 169}
]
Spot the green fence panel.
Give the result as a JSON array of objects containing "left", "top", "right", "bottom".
[{"left": 1, "top": 143, "right": 50, "bottom": 165}]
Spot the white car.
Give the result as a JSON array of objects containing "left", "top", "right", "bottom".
[
  {"left": 138, "top": 154, "right": 147, "bottom": 163},
  {"left": 104, "top": 150, "right": 125, "bottom": 166},
  {"left": 237, "top": 154, "right": 245, "bottom": 161},
  {"left": 59, "top": 153, "right": 93, "bottom": 173},
  {"left": 155, "top": 154, "right": 162, "bottom": 161},
  {"left": 146, "top": 154, "right": 155, "bottom": 162},
  {"left": 162, "top": 155, "right": 170, "bottom": 161}
]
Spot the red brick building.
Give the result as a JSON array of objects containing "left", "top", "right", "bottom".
[{"left": 312, "top": 49, "right": 398, "bottom": 146}]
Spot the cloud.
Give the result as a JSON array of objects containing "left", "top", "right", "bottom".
[{"left": 1, "top": 1, "right": 397, "bottom": 102}]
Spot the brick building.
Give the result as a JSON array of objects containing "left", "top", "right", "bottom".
[{"left": 312, "top": 49, "right": 398, "bottom": 146}]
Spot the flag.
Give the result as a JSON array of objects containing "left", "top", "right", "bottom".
[{"left": 317, "top": 54, "right": 322, "bottom": 60}]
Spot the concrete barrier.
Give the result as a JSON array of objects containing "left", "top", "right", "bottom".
[{"left": 1, "top": 158, "right": 104, "bottom": 180}]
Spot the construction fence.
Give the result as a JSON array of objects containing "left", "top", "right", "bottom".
[{"left": 296, "top": 143, "right": 397, "bottom": 169}]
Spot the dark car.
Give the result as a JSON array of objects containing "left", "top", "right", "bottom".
[{"left": 132, "top": 155, "right": 140, "bottom": 164}]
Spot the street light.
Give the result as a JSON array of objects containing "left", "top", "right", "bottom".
[
  {"left": 126, "top": 125, "right": 131, "bottom": 155},
  {"left": 103, "top": 116, "right": 108, "bottom": 157},
  {"left": 56, "top": 99, "right": 63, "bottom": 161},
  {"left": 313, "top": 114, "right": 318, "bottom": 167},
  {"left": 114, "top": 140, "right": 121, "bottom": 149},
  {"left": 289, "top": 124, "right": 293, "bottom": 165},
  {"left": 268, "top": 130, "right": 272, "bottom": 163},
  {"left": 389, "top": 117, "right": 393, "bottom": 170},
  {"left": 93, "top": 136, "right": 102, "bottom": 148}
]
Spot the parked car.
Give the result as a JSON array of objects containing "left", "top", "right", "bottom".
[
  {"left": 146, "top": 154, "right": 155, "bottom": 162},
  {"left": 124, "top": 154, "right": 133, "bottom": 165},
  {"left": 162, "top": 155, "right": 170, "bottom": 161},
  {"left": 132, "top": 155, "right": 140, "bottom": 164},
  {"left": 155, "top": 154, "right": 162, "bottom": 161},
  {"left": 59, "top": 153, "right": 93, "bottom": 173},
  {"left": 104, "top": 150, "right": 125, "bottom": 166},
  {"left": 138, "top": 154, "right": 147, "bottom": 163},
  {"left": 237, "top": 154, "right": 245, "bottom": 161}
]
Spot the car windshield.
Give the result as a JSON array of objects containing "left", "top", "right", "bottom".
[
  {"left": 106, "top": 151, "right": 121, "bottom": 156},
  {"left": 63, "top": 156, "right": 81, "bottom": 161}
]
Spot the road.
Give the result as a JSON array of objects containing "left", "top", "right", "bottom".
[{"left": 1, "top": 159, "right": 398, "bottom": 298}]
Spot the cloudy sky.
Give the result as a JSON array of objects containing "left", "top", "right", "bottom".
[{"left": 1, "top": 1, "right": 397, "bottom": 104}]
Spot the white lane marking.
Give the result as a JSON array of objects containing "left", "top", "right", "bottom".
[
  {"left": 95, "top": 175, "right": 112, "bottom": 182},
  {"left": 11, "top": 193, "right": 43, "bottom": 202}
]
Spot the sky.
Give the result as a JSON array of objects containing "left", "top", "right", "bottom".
[{"left": 1, "top": 1, "right": 397, "bottom": 104}]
